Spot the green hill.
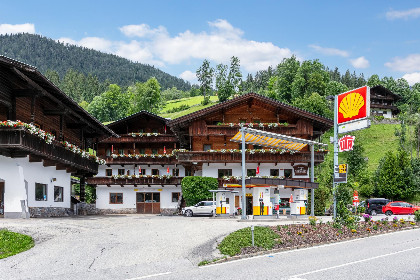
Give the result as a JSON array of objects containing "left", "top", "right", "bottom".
[
  {"left": 160, "top": 96, "right": 218, "bottom": 119},
  {"left": 0, "top": 33, "right": 191, "bottom": 90}
]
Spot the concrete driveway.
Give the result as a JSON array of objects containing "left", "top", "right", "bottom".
[{"left": 0, "top": 214, "right": 415, "bottom": 280}]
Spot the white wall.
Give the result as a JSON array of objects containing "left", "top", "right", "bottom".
[
  {"left": 96, "top": 185, "right": 181, "bottom": 210},
  {"left": 0, "top": 155, "right": 71, "bottom": 217},
  {"left": 97, "top": 164, "right": 185, "bottom": 176}
]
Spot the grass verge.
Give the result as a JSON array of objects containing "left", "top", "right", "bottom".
[
  {"left": 217, "top": 226, "right": 280, "bottom": 257},
  {"left": 0, "top": 229, "right": 34, "bottom": 259}
]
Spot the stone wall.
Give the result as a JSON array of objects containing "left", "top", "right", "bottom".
[
  {"left": 160, "top": 208, "right": 179, "bottom": 216},
  {"left": 29, "top": 207, "right": 74, "bottom": 218}
]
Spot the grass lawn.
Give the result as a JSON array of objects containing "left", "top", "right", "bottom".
[
  {"left": 160, "top": 96, "right": 219, "bottom": 119},
  {"left": 0, "top": 229, "right": 34, "bottom": 259}
]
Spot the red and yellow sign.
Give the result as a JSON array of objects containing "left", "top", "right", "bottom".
[{"left": 337, "top": 86, "right": 368, "bottom": 124}]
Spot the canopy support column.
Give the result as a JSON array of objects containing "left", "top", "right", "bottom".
[
  {"left": 241, "top": 127, "right": 246, "bottom": 220},
  {"left": 310, "top": 144, "right": 314, "bottom": 216}
]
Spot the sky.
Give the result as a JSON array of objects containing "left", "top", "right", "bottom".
[{"left": 1, "top": 1, "right": 420, "bottom": 86}]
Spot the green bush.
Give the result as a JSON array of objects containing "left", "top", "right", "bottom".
[
  {"left": 218, "top": 226, "right": 279, "bottom": 256},
  {"left": 415, "top": 210, "right": 420, "bottom": 223},
  {"left": 181, "top": 176, "right": 218, "bottom": 206}
]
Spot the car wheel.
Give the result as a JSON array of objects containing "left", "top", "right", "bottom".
[
  {"left": 371, "top": 210, "right": 377, "bottom": 216},
  {"left": 185, "top": 210, "right": 193, "bottom": 217},
  {"left": 385, "top": 210, "right": 392, "bottom": 216}
]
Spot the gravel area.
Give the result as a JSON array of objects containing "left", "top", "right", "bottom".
[{"left": 0, "top": 214, "right": 413, "bottom": 280}]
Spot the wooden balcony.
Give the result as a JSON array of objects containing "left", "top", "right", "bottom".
[
  {"left": 87, "top": 176, "right": 183, "bottom": 186},
  {"left": 206, "top": 124, "right": 297, "bottom": 136},
  {"left": 217, "top": 177, "right": 318, "bottom": 188},
  {"left": 101, "top": 134, "right": 177, "bottom": 144},
  {"left": 0, "top": 128, "right": 98, "bottom": 175},
  {"left": 177, "top": 151, "right": 327, "bottom": 164},
  {"left": 104, "top": 155, "right": 178, "bottom": 165}
]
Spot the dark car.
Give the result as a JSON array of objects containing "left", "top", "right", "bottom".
[{"left": 365, "top": 198, "right": 390, "bottom": 215}]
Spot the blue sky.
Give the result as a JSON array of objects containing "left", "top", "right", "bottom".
[{"left": 1, "top": 1, "right": 420, "bottom": 85}]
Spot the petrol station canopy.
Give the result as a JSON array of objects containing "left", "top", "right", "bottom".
[{"left": 230, "top": 127, "right": 328, "bottom": 151}]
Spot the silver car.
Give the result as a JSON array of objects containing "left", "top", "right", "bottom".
[{"left": 182, "top": 201, "right": 216, "bottom": 217}]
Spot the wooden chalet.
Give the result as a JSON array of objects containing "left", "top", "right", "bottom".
[
  {"left": 370, "top": 85, "right": 400, "bottom": 118},
  {"left": 88, "top": 111, "right": 184, "bottom": 215},
  {"left": 0, "top": 55, "right": 115, "bottom": 218}
]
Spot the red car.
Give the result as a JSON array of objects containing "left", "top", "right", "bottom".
[{"left": 382, "top": 201, "right": 420, "bottom": 216}]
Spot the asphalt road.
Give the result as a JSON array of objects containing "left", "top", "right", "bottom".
[{"left": 0, "top": 215, "right": 418, "bottom": 280}]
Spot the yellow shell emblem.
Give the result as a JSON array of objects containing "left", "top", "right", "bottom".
[{"left": 339, "top": 92, "right": 365, "bottom": 119}]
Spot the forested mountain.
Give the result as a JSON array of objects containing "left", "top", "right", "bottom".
[{"left": 0, "top": 33, "right": 191, "bottom": 90}]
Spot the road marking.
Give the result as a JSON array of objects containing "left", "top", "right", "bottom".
[
  {"left": 289, "top": 246, "right": 420, "bottom": 278},
  {"left": 125, "top": 271, "right": 172, "bottom": 280},
  {"left": 200, "top": 228, "right": 420, "bottom": 269}
]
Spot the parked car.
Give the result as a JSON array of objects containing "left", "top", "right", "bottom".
[
  {"left": 382, "top": 201, "right": 420, "bottom": 216},
  {"left": 365, "top": 198, "right": 390, "bottom": 215},
  {"left": 182, "top": 201, "right": 216, "bottom": 217}
]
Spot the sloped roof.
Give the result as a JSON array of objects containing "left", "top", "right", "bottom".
[
  {"left": 107, "top": 110, "right": 168, "bottom": 130},
  {"left": 371, "top": 85, "right": 401, "bottom": 100},
  {"left": 169, "top": 93, "right": 333, "bottom": 130},
  {"left": 0, "top": 55, "right": 117, "bottom": 137}
]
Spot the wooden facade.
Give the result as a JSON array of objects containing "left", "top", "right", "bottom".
[
  {"left": 0, "top": 55, "right": 115, "bottom": 176},
  {"left": 370, "top": 85, "right": 400, "bottom": 118}
]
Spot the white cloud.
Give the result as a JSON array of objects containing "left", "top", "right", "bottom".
[
  {"left": 179, "top": 70, "right": 197, "bottom": 84},
  {"left": 385, "top": 54, "right": 420, "bottom": 72},
  {"left": 56, "top": 19, "right": 294, "bottom": 73},
  {"left": 0, "top": 23, "right": 35, "bottom": 35},
  {"left": 386, "top": 7, "right": 420, "bottom": 20},
  {"left": 349, "top": 56, "right": 370, "bottom": 68},
  {"left": 309, "top": 44, "right": 349, "bottom": 57},
  {"left": 402, "top": 72, "right": 420, "bottom": 86}
]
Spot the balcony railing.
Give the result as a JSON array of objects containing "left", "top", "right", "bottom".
[
  {"left": 87, "top": 176, "right": 183, "bottom": 186},
  {"left": 0, "top": 128, "right": 98, "bottom": 174},
  {"left": 206, "top": 124, "right": 297, "bottom": 136},
  {"left": 176, "top": 151, "right": 327, "bottom": 163},
  {"left": 101, "top": 134, "right": 177, "bottom": 143}
]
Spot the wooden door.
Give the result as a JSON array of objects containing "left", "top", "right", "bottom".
[
  {"left": 0, "top": 182, "right": 4, "bottom": 217},
  {"left": 136, "top": 192, "right": 161, "bottom": 214},
  {"left": 235, "top": 196, "right": 240, "bottom": 208}
]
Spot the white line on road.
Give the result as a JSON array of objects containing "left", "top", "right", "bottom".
[
  {"left": 125, "top": 271, "right": 172, "bottom": 280},
  {"left": 289, "top": 246, "right": 420, "bottom": 278}
]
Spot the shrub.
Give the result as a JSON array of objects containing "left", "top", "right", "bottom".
[
  {"left": 415, "top": 211, "right": 420, "bottom": 223},
  {"left": 218, "top": 226, "right": 279, "bottom": 256},
  {"left": 308, "top": 216, "right": 317, "bottom": 226},
  {"left": 181, "top": 176, "right": 218, "bottom": 206}
]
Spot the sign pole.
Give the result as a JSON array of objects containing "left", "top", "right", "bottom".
[
  {"left": 310, "top": 144, "right": 314, "bottom": 216},
  {"left": 241, "top": 127, "right": 246, "bottom": 220},
  {"left": 333, "top": 95, "right": 338, "bottom": 219}
]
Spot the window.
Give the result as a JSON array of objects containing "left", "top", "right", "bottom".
[
  {"left": 185, "top": 168, "right": 192, "bottom": 176},
  {"left": 118, "top": 148, "right": 124, "bottom": 155},
  {"left": 54, "top": 186, "right": 63, "bottom": 202},
  {"left": 139, "top": 148, "right": 145, "bottom": 154},
  {"left": 145, "top": 192, "right": 160, "bottom": 202},
  {"left": 138, "top": 168, "right": 146, "bottom": 175},
  {"left": 106, "top": 169, "right": 112, "bottom": 176},
  {"left": 172, "top": 169, "right": 180, "bottom": 176},
  {"left": 106, "top": 148, "right": 111, "bottom": 157},
  {"left": 35, "top": 183, "right": 47, "bottom": 201},
  {"left": 247, "top": 169, "right": 256, "bottom": 177},
  {"left": 152, "top": 129, "right": 158, "bottom": 133},
  {"left": 203, "top": 144, "right": 212, "bottom": 151},
  {"left": 110, "top": 193, "right": 123, "bottom": 204},
  {"left": 254, "top": 145, "right": 262, "bottom": 149},
  {"left": 212, "top": 121, "right": 222, "bottom": 125},
  {"left": 138, "top": 128, "right": 144, "bottom": 133},
  {"left": 239, "top": 119, "right": 247, "bottom": 124},
  {"left": 126, "top": 170, "right": 130, "bottom": 175},
  {"left": 118, "top": 169, "right": 125, "bottom": 175},
  {"left": 226, "top": 198, "right": 230, "bottom": 204},
  {"left": 270, "top": 169, "right": 279, "bottom": 176},
  {"left": 284, "top": 169, "right": 293, "bottom": 178},
  {"left": 218, "top": 169, "right": 232, "bottom": 178},
  {"left": 253, "top": 119, "right": 261, "bottom": 124},
  {"left": 152, "top": 169, "right": 160, "bottom": 175},
  {"left": 172, "top": 192, "right": 180, "bottom": 202},
  {"left": 152, "top": 149, "right": 158, "bottom": 155}
]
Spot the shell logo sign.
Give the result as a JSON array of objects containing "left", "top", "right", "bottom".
[{"left": 337, "top": 86, "right": 369, "bottom": 124}]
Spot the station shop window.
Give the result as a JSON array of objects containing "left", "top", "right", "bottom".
[
  {"left": 35, "top": 183, "right": 48, "bottom": 201},
  {"left": 270, "top": 169, "right": 279, "bottom": 176},
  {"left": 152, "top": 169, "right": 160, "bottom": 175},
  {"left": 110, "top": 193, "right": 123, "bottom": 204},
  {"left": 247, "top": 169, "right": 256, "bottom": 177},
  {"left": 203, "top": 144, "right": 212, "bottom": 151},
  {"left": 218, "top": 169, "right": 232, "bottom": 178},
  {"left": 172, "top": 192, "right": 180, "bottom": 202},
  {"left": 172, "top": 169, "right": 180, "bottom": 176},
  {"left": 284, "top": 169, "right": 293, "bottom": 178},
  {"left": 106, "top": 169, "right": 112, "bottom": 176},
  {"left": 118, "top": 169, "right": 125, "bottom": 175},
  {"left": 54, "top": 186, "right": 63, "bottom": 202}
]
